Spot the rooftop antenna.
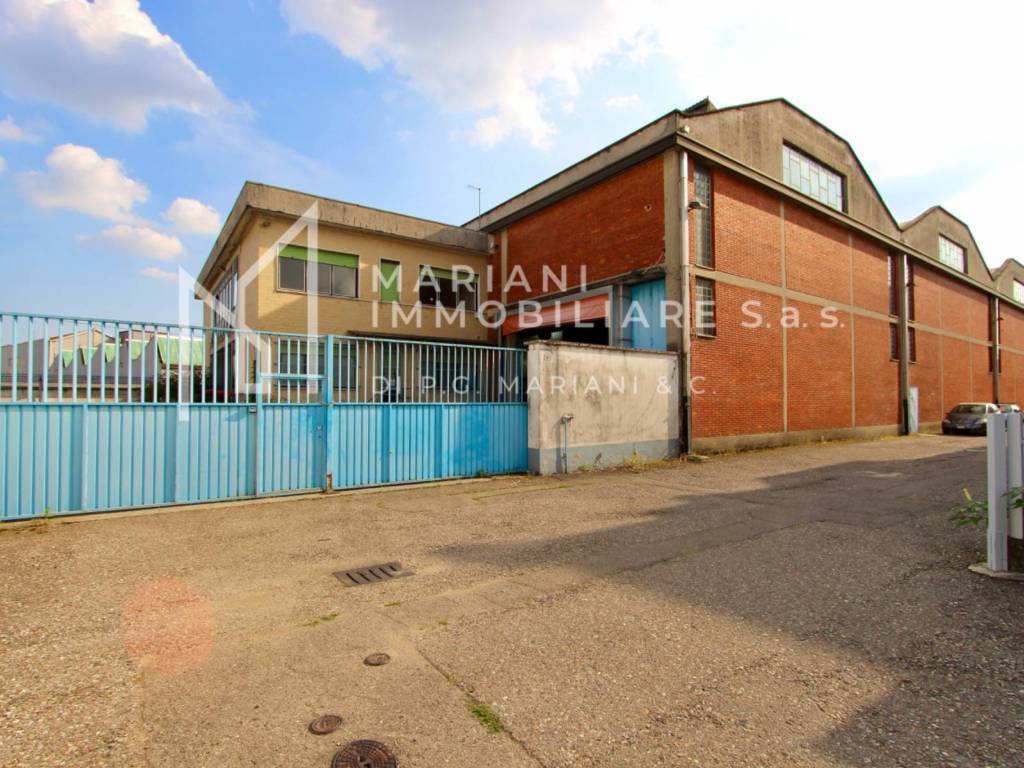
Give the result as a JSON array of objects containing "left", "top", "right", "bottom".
[{"left": 467, "top": 184, "right": 482, "bottom": 227}]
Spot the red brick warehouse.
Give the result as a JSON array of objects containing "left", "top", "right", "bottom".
[{"left": 476, "top": 97, "right": 1023, "bottom": 452}]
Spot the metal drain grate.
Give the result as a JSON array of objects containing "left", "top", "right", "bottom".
[
  {"left": 333, "top": 562, "right": 412, "bottom": 587},
  {"left": 332, "top": 740, "right": 397, "bottom": 768},
  {"left": 308, "top": 714, "right": 344, "bottom": 735}
]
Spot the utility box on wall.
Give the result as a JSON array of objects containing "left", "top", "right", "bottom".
[{"left": 526, "top": 341, "right": 680, "bottom": 474}]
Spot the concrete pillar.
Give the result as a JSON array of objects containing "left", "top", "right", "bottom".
[
  {"left": 662, "top": 149, "right": 688, "bottom": 453},
  {"left": 896, "top": 253, "right": 911, "bottom": 435},
  {"left": 992, "top": 296, "right": 1001, "bottom": 403}
]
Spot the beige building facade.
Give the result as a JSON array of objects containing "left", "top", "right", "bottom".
[{"left": 197, "top": 183, "right": 493, "bottom": 344}]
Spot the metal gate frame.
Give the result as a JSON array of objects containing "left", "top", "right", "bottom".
[{"left": 0, "top": 312, "right": 528, "bottom": 521}]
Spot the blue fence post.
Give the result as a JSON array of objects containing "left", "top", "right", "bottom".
[
  {"left": 254, "top": 335, "right": 263, "bottom": 497},
  {"left": 323, "top": 335, "right": 334, "bottom": 491},
  {"left": 79, "top": 402, "right": 89, "bottom": 513}
]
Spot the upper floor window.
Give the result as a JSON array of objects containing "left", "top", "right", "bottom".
[
  {"left": 693, "top": 165, "right": 713, "bottom": 267},
  {"left": 782, "top": 144, "right": 844, "bottom": 211},
  {"left": 694, "top": 277, "right": 716, "bottom": 336},
  {"left": 886, "top": 254, "right": 915, "bottom": 319},
  {"left": 213, "top": 261, "right": 237, "bottom": 328},
  {"left": 938, "top": 236, "right": 965, "bottom": 273},
  {"left": 418, "top": 266, "right": 478, "bottom": 311},
  {"left": 1013, "top": 280, "right": 1024, "bottom": 304},
  {"left": 278, "top": 245, "right": 358, "bottom": 298}
]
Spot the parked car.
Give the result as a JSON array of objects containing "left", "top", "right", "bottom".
[
  {"left": 999, "top": 403, "right": 1021, "bottom": 413},
  {"left": 941, "top": 402, "right": 998, "bottom": 435}
]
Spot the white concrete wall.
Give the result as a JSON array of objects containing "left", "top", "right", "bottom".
[{"left": 527, "top": 341, "right": 679, "bottom": 474}]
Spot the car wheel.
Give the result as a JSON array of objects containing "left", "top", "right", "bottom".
[{"left": 941, "top": 426, "right": 949, "bottom": 435}]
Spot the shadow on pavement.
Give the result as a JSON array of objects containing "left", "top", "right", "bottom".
[{"left": 430, "top": 447, "right": 1024, "bottom": 766}]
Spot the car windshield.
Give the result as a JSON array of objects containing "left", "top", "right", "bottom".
[{"left": 952, "top": 404, "right": 986, "bottom": 415}]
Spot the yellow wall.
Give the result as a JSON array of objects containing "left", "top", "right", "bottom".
[{"left": 210, "top": 214, "right": 492, "bottom": 341}]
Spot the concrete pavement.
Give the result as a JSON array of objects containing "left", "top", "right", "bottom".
[{"left": 2, "top": 434, "right": 1021, "bottom": 767}]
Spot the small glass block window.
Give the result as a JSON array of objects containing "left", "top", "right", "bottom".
[
  {"left": 695, "top": 277, "right": 716, "bottom": 336},
  {"left": 782, "top": 145, "right": 844, "bottom": 211},
  {"left": 213, "top": 262, "right": 237, "bottom": 328},
  {"left": 693, "top": 165, "right": 713, "bottom": 267},
  {"left": 938, "top": 236, "right": 965, "bottom": 273}
]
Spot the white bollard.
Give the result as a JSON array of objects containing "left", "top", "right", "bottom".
[
  {"left": 1009, "top": 413, "right": 1024, "bottom": 540},
  {"left": 987, "top": 412, "right": 1009, "bottom": 572}
]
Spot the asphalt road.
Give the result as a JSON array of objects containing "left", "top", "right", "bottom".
[{"left": 2, "top": 434, "right": 1021, "bottom": 767}]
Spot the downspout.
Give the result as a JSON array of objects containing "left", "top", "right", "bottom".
[
  {"left": 992, "top": 296, "right": 1001, "bottom": 403},
  {"left": 560, "top": 413, "right": 574, "bottom": 473},
  {"left": 679, "top": 151, "right": 693, "bottom": 454},
  {"left": 896, "top": 253, "right": 910, "bottom": 435}
]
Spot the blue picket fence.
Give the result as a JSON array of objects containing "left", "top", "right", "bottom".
[{"left": 0, "top": 312, "right": 527, "bottom": 520}]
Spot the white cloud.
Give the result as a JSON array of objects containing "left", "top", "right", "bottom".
[
  {"left": 604, "top": 94, "right": 640, "bottom": 109},
  {"left": 0, "top": 115, "right": 39, "bottom": 142},
  {"left": 280, "top": 0, "right": 656, "bottom": 148},
  {"left": 163, "top": 197, "right": 221, "bottom": 235},
  {"left": 0, "top": 0, "right": 224, "bottom": 131},
  {"left": 140, "top": 266, "right": 178, "bottom": 282},
  {"left": 0, "top": 155, "right": 5, "bottom": 174},
  {"left": 84, "top": 225, "right": 184, "bottom": 261},
  {"left": 282, "top": 0, "right": 1024, "bottom": 262},
  {"left": 22, "top": 144, "right": 148, "bottom": 222}
]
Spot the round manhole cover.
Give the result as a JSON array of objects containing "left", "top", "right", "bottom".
[
  {"left": 363, "top": 653, "right": 391, "bottom": 667},
  {"left": 331, "top": 740, "right": 397, "bottom": 768},
  {"left": 308, "top": 714, "right": 344, "bottom": 735}
]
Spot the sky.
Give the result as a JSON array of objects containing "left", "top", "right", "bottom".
[{"left": 0, "top": 0, "right": 1020, "bottom": 324}]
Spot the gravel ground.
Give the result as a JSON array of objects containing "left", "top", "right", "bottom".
[{"left": 1, "top": 434, "right": 1021, "bottom": 767}]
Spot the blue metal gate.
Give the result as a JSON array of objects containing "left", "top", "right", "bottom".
[{"left": 0, "top": 313, "right": 527, "bottom": 521}]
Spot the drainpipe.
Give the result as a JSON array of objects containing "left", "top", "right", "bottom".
[
  {"left": 992, "top": 296, "right": 1001, "bottom": 403},
  {"left": 679, "top": 151, "right": 693, "bottom": 454},
  {"left": 896, "top": 253, "right": 910, "bottom": 435},
  {"left": 560, "top": 413, "right": 574, "bottom": 473}
]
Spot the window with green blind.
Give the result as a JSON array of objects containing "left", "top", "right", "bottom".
[
  {"left": 378, "top": 259, "right": 401, "bottom": 302},
  {"left": 277, "top": 245, "right": 359, "bottom": 298}
]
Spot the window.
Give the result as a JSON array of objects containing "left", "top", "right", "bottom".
[
  {"left": 277, "top": 245, "right": 358, "bottom": 298},
  {"left": 693, "top": 165, "right": 713, "bottom": 267},
  {"left": 938, "top": 236, "right": 965, "bottom": 273},
  {"left": 907, "top": 261, "right": 915, "bottom": 321},
  {"left": 418, "top": 267, "right": 478, "bottom": 311},
  {"left": 1014, "top": 280, "right": 1024, "bottom": 304},
  {"left": 989, "top": 346, "right": 1002, "bottom": 373},
  {"left": 694, "top": 278, "right": 716, "bottom": 336},
  {"left": 887, "top": 255, "right": 898, "bottom": 316},
  {"left": 889, "top": 324, "right": 917, "bottom": 363},
  {"left": 887, "top": 255, "right": 914, "bottom": 319},
  {"left": 279, "top": 256, "right": 305, "bottom": 291},
  {"left": 378, "top": 260, "right": 401, "bottom": 302},
  {"left": 782, "top": 144, "right": 844, "bottom": 211},
  {"left": 213, "top": 262, "right": 237, "bottom": 328}
]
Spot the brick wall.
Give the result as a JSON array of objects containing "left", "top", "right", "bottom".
[
  {"left": 502, "top": 156, "right": 664, "bottom": 304},
  {"left": 851, "top": 235, "right": 891, "bottom": 316},
  {"left": 786, "top": 300, "right": 853, "bottom": 431},
  {"left": 941, "top": 337, "right": 972, "bottom": 409},
  {"left": 499, "top": 155, "right": 998, "bottom": 444},
  {"left": 854, "top": 315, "right": 899, "bottom": 427},
  {"left": 911, "top": 330, "right": 943, "bottom": 423},
  {"left": 691, "top": 284, "right": 783, "bottom": 437},
  {"left": 784, "top": 204, "right": 850, "bottom": 304},
  {"left": 700, "top": 169, "right": 781, "bottom": 284}
]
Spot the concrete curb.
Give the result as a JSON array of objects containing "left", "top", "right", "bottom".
[{"left": 968, "top": 563, "right": 1024, "bottom": 581}]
